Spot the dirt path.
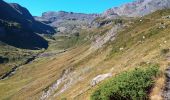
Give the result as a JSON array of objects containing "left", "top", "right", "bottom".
[{"left": 164, "top": 67, "right": 170, "bottom": 100}]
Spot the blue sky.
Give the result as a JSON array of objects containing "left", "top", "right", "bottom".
[{"left": 5, "top": 0, "right": 135, "bottom": 16}]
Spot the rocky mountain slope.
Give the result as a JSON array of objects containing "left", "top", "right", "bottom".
[
  {"left": 35, "top": 11, "right": 99, "bottom": 34},
  {"left": 103, "top": 0, "right": 170, "bottom": 17},
  {"left": 0, "top": 0, "right": 56, "bottom": 49},
  {"left": 0, "top": 0, "right": 55, "bottom": 78},
  {"left": 0, "top": 0, "right": 55, "bottom": 34}
]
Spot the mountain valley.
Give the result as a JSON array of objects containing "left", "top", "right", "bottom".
[{"left": 0, "top": 0, "right": 170, "bottom": 100}]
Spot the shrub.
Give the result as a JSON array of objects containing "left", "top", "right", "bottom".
[
  {"left": 161, "top": 48, "right": 169, "bottom": 55},
  {"left": 114, "top": 19, "right": 123, "bottom": 25},
  {"left": 91, "top": 65, "right": 159, "bottom": 100},
  {"left": 0, "top": 56, "right": 9, "bottom": 63},
  {"left": 74, "top": 32, "right": 80, "bottom": 37}
]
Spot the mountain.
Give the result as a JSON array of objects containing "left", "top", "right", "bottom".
[
  {"left": 0, "top": 9, "right": 170, "bottom": 99},
  {"left": 1, "top": 0, "right": 170, "bottom": 100},
  {"left": 36, "top": 0, "right": 170, "bottom": 34},
  {"left": 103, "top": 0, "right": 170, "bottom": 17},
  {"left": 35, "top": 11, "right": 99, "bottom": 34},
  {"left": 0, "top": 0, "right": 56, "bottom": 49},
  {"left": 0, "top": 1, "right": 55, "bottom": 34},
  {"left": 36, "top": 11, "right": 98, "bottom": 24}
]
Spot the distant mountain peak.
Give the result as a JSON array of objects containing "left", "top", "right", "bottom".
[
  {"left": 9, "top": 3, "right": 34, "bottom": 20},
  {"left": 35, "top": 11, "right": 99, "bottom": 33},
  {"left": 103, "top": 0, "right": 170, "bottom": 17}
]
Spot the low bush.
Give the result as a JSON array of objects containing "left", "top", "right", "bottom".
[
  {"left": 0, "top": 56, "right": 9, "bottom": 63},
  {"left": 91, "top": 65, "right": 159, "bottom": 100},
  {"left": 161, "top": 48, "right": 169, "bottom": 55}
]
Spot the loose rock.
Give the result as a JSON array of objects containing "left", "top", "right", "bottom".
[{"left": 91, "top": 73, "right": 112, "bottom": 86}]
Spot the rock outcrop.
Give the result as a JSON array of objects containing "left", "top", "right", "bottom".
[
  {"left": 91, "top": 73, "right": 112, "bottom": 86},
  {"left": 91, "top": 24, "right": 123, "bottom": 50}
]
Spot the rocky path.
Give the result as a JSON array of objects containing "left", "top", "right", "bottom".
[
  {"left": 164, "top": 67, "right": 170, "bottom": 100},
  {"left": 164, "top": 56, "right": 170, "bottom": 100}
]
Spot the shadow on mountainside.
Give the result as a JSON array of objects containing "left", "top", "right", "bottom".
[
  {"left": 0, "top": 33, "right": 48, "bottom": 50},
  {"left": 0, "top": 21, "right": 48, "bottom": 50}
]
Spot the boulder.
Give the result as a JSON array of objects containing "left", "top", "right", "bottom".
[{"left": 91, "top": 73, "right": 112, "bottom": 86}]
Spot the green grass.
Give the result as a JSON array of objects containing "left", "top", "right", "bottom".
[
  {"left": 146, "top": 9, "right": 170, "bottom": 19},
  {"left": 0, "top": 44, "right": 41, "bottom": 76},
  {"left": 91, "top": 65, "right": 159, "bottom": 100},
  {"left": 47, "top": 33, "right": 89, "bottom": 51},
  {"left": 105, "top": 13, "right": 166, "bottom": 59}
]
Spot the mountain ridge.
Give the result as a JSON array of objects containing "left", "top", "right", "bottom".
[
  {"left": 35, "top": 11, "right": 99, "bottom": 34},
  {"left": 1, "top": 0, "right": 55, "bottom": 34},
  {"left": 0, "top": 0, "right": 56, "bottom": 49},
  {"left": 103, "top": 0, "right": 170, "bottom": 17}
]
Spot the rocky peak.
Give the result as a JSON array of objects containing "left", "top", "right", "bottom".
[
  {"left": 42, "top": 11, "right": 68, "bottom": 18},
  {"left": 40, "top": 11, "right": 99, "bottom": 22},
  {"left": 35, "top": 11, "right": 99, "bottom": 34},
  {"left": 102, "top": 9, "right": 119, "bottom": 19},
  {"left": 103, "top": 0, "right": 170, "bottom": 17},
  {"left": 9, "top": 3, "right": 34, "bottom": 20}
]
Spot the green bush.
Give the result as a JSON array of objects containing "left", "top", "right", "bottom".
[
  {"left": 114, "top": 19, "right": 123, "bottom": 25},
  {"left": 91, "top": 65, "right": 159, "bottom": 100}
]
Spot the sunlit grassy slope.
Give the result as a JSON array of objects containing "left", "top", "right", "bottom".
[
  {"left": 0, "top": 43, "right": 41, "bottom": 77},
  {"left": 0, "top": 9, "right": 170, "bottom": 100}
]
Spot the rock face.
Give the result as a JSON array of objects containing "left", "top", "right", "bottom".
[
  {"left": 103, "top": 0, "right": 170, "bottom": 17},
  {"left": 35, "top": 11, "right": 99, "bottom": 34},
  {"left": 0, "top": 0, "right": 54, "bottom": 49},
  {"left": 41, "top": 11, "right": 98, "bottom": 23}
]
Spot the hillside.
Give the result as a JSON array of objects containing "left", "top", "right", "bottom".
[
  {"left": 0, "top": 0, "right": 56, "bottom": 49},
  {"left": 0, "top": 9, "right": 169, "bottom": 100},
  {"left": 0, "top": 0, "right": 55, "bottom": 80},
  {"left": 0, "top": 0, "right": 55, "bottom": 34}
]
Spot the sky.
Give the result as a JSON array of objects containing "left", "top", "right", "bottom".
[{"left": 5, "top": 0, "right": 135, "bottom": 16}]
